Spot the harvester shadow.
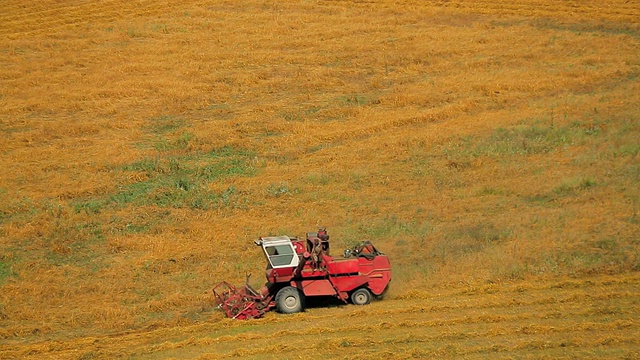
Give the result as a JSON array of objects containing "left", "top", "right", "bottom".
[{"left": 303, "top": 296, "right": 345, "bottom": 310}]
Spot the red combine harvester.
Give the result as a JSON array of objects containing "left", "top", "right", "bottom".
[{"left": 214, "top": 228, "right": 392, "bottom": 319}]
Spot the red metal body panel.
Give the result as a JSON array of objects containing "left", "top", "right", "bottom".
[
  {"left": 299, "top": 268, "right": 326, "bottom": 277},
  {"left": 294, "top": 279, "right": 337, "bottom": 296},
  {"left": 358, "top": 256, "right": 392, "bottom": 295},
  {"left": 324, "top": 257, "right": 359, "bottom": 275},
  {"left": 330, "top": 274, "right": 368, "bottom": 293},
  {"left": 266, "top": 267, "right": 295, "bottom": 283}
]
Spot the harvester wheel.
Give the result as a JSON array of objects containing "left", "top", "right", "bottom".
[
  {"left": 351, "top": 288, "right": 372, "bottom": 305},
  {"left": 275, "top": 286, "right": 304, "bottom": 314}
]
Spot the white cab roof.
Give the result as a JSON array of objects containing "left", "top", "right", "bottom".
[{"left": 260, "top": 236, "right": 293, "bottom": 245}]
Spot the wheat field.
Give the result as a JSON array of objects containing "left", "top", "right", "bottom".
[{"left": 1, "top": 0, "right": 639, "bottom": 358}]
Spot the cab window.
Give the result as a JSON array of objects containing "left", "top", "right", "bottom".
[{"left": 265, "top": 245, "right": 295, "bottom": 267}]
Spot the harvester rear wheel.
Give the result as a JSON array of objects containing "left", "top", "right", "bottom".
[
  {"left": 275, "top": 286, "right": 304, "bottom": 314},
  {"left": 351, "top": 288, "right": 372, "bottom": 305}
]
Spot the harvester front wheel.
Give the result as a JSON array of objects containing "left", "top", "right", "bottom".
[
  {"left": 275, "top": 286, "right": 304, "bottom": 314},
  {"left": 351, "top": 288, "right": 372, "bottom": 305}
]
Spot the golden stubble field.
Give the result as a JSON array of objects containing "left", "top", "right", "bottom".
[{"left": 1, "top": 0, "right": 639, "bottom": 358}]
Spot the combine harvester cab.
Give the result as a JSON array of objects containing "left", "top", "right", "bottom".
[{"left": 214, "top": 228, "right": 392, "bottom": 319}]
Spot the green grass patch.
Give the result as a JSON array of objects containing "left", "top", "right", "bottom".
[
  {"left": 612, "top": 143, "right": 640, "bottom": 158},
  {"left": 281, "top": 110, "right": 302, "bottom": 122},
  {"left": 356, "top": 215, "right": 433, "bottom": 240},
  {"left": 307, "top": 143, "right": 332, "bottom": 153},
  {"left": 43, "top": 221, "right": 106, "bottom": 271},
  {"left": 0, "top": 257, "right": 16, "bottom": 285},
  {"left": 121, "top": 158, "right": 161, "bottom": 173},
  {"left": 349, "top": 173, "right": 372, "bottom": 191},
  {"left": 104, "top": 146, "right": 256, "bottom": 210},
  {"left": 629, "top": 195, "right": 639, "bottom": 225},
  {"left": 442, "top": 119, "right": 606, "bottom": 159},
  {"left": 73, "top": 199, "right": 105, "bottom": 215},
  {"left": 154, "top": 131, "right": 193, "bottom": 151},
  {"left": 428, "top": 222, "right": 513, "bottom": 265},
  {"left": 279, "top": 104, "right": 336, "bottom": 123},
  {"left": 474, "top": 125, "right": 569, "bottom": 156},
  {"left": 122, "top": 222, "right": 150, "bottom": 234},
  {"left": 106, "top": 210, "right": 171, "bottom": 237},
  {"left": 140, "top": 115, "right": 193, "bottom": 151},
  {"left": 554, "top": 176, "right": 597, "bottom": 196},
  {"left": 524, "top": 176, "right": 599, "bottom": 206},
  {"left": 265, "top": 182, "right": 292, "bottom": 198},
  {"left": 449, "top": 222, "right": 512, "bottom": 243},
  {"left": 476, "top": 186, "right": 504, "bottom": 196},
  {"left": 336, "top": 94, "right": 378, "bottom": 107},
  {"left": 0, "top": 195, "right": 38, "bottom": 224},
  {"left": 530, "top": 18, "right": 640, "bottom": 38},
  {"left": 544, "top": 245, "right": 638, "bottom": 276},
  {"left": 524, "top": 194, "right": 553, "bottom": 205},
  {"left": 303, "top": 173, "right": 331, "bottom": 186},
  {"left": 110, "top": 180, "right": 158, "bottom": 206}
]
